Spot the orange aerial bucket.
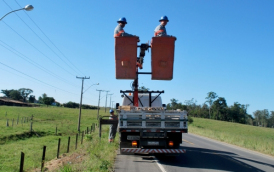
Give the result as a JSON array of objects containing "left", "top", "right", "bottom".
[
  {"left": 115, "top": 37, "right": 139, "bottom": 79},
  {"left": 151, "top": 37, "right": 176, "bottom": 80}
]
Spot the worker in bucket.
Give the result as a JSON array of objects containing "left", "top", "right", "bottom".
[
  {"left": 114, "top": 17, "right": 139, "bottom": 40},
  {"left": 154, "top": 15, "right": 171, "bottom": 37},
  {"left": 109, "top": 109, "right": 118, "bottom": 143}
]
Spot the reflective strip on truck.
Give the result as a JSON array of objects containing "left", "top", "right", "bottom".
[
  {"left": 121, "top": 148, "right": 186, "bottom": 153},
  {"left": 167, "top": 130, "right": 187, "bottom": 133},
  {"left": 143, "top": 130, "right": 164, "bottom": 132},
  {"left": 120, "top": 130, "right": 187, "bottom": 133},
  {"left": 121, "top": 130, "right": 139, "bottom": 132}
]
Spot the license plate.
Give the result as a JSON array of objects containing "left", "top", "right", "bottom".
[
  {"left": 127, "top": 136, "right": 140, "bottom": 140},
  {"left": 147, "top": 141, "right": 159, "bottom": 146}
]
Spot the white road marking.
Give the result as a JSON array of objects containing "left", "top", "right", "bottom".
[{"left": 153, "top": 156, "right": 167, "bottom": 172}]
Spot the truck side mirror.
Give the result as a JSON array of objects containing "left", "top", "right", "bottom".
[{"left": 116, "top": 103, "right": 120, "bottom": 110}]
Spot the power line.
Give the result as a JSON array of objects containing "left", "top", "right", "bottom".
[
  {"left": 0, "top": 61, "right": 77, "bottom": 95},
  {"left": 0, "top": 66, "right": 42, "bottom": 86},
  {"left": 3, "top": 0, "right": 77, "bottom": 73},
  {"left": 3, "top": 0, "right": 79, "bottom": 75},
  {"left": 0, "top": 40, "right": 80, "bottom": 88},
  {"left": 12, "top": 0, "right": 98, "bottom": 88},
  {"left": 4, "top": 0, "right": 97, "bottom": 88},
  {"left": 2, "top": 21, "right": 76, "bottom": 76},
  {"left": 14, "top": 0, "right": 86, "bottom": 76}
]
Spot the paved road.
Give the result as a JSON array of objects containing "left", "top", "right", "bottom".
[{"left": 114, "top": 133, "right": 274, "bottom": 172}]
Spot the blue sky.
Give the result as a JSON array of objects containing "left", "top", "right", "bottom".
[{"left": 0, "top": 0, "right": 273, "bottom": 115}]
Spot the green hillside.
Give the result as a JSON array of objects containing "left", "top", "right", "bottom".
[{"left": 189, "top": 117, "right": 274, "bottom": 156}]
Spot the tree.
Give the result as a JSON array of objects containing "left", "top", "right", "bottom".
[
  {"left": 205, "top": 92, "right": 218, "bottom": 119},
  {"left": 43, "top": 97, "right": 55, "bottom": 107},
  {"left": 184, "top": 98, "right": 197, "bottom": 115},
  {"left": 55, "top": 102, "right": 61, "bottom": 107},
  {"left": 138, "top": 86, "right": 149, "bottom": 91},
  {"left": 29, "top": 95, "right": 36, "bottom": 103},
  {"left": 18, "top": 88, "right": 33, "bottom": 102},
  {"left": 1, "top": 89, "right": 14, "bottom": 98},
  {"left": 42, "top": 93, "right": 47, "bottom": 99},
  {"left": 262, "top": 109, "right": 269, "bottom": 127},
  {"left": 170, "top": 98, "right": 179, "bottom": 109},
  {"left": 212, "top": 97, "right": 227, "bottom": 120},
  {"left": 269, "top": 111, "right": 274, "bottom": 128},
  {"left": 38, "top": 96, "right": 43, "bottom": 103},
  {"left": 63, "top": 101, "right": 79, "bottom": 108},
  {"left": 9, "top": 90, "right": 23, "bottom": 100},
  {"left": 254, "top": 110, "right": 264, "bottom": 126},
  {"left": 38, "top": 93, "right": 48, "bottom": 104}
]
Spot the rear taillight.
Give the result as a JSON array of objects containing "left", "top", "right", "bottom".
[
  {"left": 132, "top": 141, "right": 137, "bottom": 147},
  {"left": 168, "top": 141, "right": 174, "bottom": 147}
]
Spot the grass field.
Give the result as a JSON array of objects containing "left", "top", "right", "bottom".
[
  {"left": 0, "top": 106, "right": 118, "bottom": 171},
  {"left": 189, "top": 117, "right": 274, "bottom": 156}
]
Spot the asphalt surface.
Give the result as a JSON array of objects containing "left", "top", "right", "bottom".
[{"left": 114, "top": 133, "right": 274, "bottom": 172}]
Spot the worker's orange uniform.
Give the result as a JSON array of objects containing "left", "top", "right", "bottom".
[
  {"left": 154, "top": 24, "right": 169, "bottom": 37},
  {"left": 114, "top": 25, "right": 134, "bottom": 37}
]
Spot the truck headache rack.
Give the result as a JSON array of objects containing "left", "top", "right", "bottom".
[{"left": 120, "top": 90, "right": 164, "bottom": 107}]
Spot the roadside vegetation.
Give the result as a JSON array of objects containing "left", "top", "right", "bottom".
[
  {"left": 189, "top": 117, "right": 274, "bottom": 156},
  {"left": 0, "top": 106, "right": 117, "bottom": 171},
  {"left": 167, "top": 92, "right": 274, "bottom": 128}
]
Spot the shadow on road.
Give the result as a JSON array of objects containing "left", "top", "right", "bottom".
[{"left": 155, "top": 146, "right": 271, "bottom": 172}]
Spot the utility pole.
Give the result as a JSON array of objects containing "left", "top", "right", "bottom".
[
  {"left": 104, "top": 91, "right": 110, "bottom": 113},
  {"left": 108, "top": 94, "right": 114, "bottom": 110},
  {"left": 96, "top": 89, "right": 105, "bottom": 120},
  {"left": 111, "top": 101, "right": 114, "bottom": 109},
  {"left": 76, "top": 76, "right": 90, "bottom": 132},
  {"left": 245, "top": 104, "right": 249, "bottom": 124}
]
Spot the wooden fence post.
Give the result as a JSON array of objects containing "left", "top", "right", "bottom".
[
  {"left": 30, "top": 122, "right": 33, "bottom": 132},
  {"left": 75, "top": 134, "right": 78, "bottom": 150},
  {"left": 67, "top": 137, "right": 70, "bottom": 153},
  {"left": 41, "top": 146, "right": 46, "bottom": 171},
  {"left": 81, "top": 131, "right": 84, "bottom": 144},
  {"left": 57, "top": 138, "right": 61, "bottom": 158},
  {"left": 99, "top": 120, "right": 101, "bottom": 139},
  {"left": 17, "top": 115, "right": 19, "bottom": 125},
  {"left": 87, "top": 127, "right": 89, "bottom": 134},
  {"left": 6, "top": 119, "right": 9, "bottom": 127},
  {"left": 12, "top": 118, "right": 14, "bottom": 127},
  {"left": 19, "top": 152, "right": 25, "bottom": 172}
]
